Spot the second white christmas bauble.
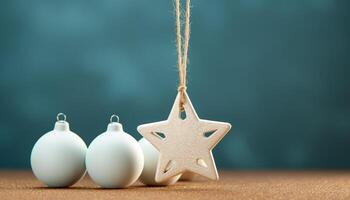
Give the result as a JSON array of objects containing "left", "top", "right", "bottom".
[
  {"left": 138, "top": 138, "right": 180, "bottom": 186},
  {"left": 86, "top": 116, "right": 144, "bottom": 188},
  {"left": 31, "top": 113, "right": 87, "bottom": 187}
]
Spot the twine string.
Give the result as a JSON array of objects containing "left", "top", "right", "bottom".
[{"left": 175, "top": 0, "right": 191, "bottom": 111}]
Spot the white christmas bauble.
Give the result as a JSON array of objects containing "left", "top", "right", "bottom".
[
  {"left": 138, "top": 138, "right": 180, "bottom": 186},
  {"left": 31, "top": 115, "right": 87, "bottom": 187},
  {"left": 86, "top": 119, "right": 144, "bottom": 188}
]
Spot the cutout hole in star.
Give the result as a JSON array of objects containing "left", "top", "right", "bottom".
[
  {"left": 163, "top": 160, "right": 176, "bottom": 174},
  {"left": 179, "top": 110, "right": 187, "bottom": 120},
  {"left": 196, "top": 158, "right": 208, "bottom": 168},
  {"left": 203, "top": 130, "right": 217, "bottom": 138},
  {"left": 152, "top": 131, "right": 166, "bottom": 140}
]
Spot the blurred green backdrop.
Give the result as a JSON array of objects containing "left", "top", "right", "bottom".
[{"left": 0, "top": 0, "right": 349, "bottom": 169}]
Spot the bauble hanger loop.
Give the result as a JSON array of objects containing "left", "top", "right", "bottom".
[
  {"left": 56, "top": 113, "right": 67, "bottom": 122},
  {"left": 110, "top": 114, "right": 119, "bottom": 123}
]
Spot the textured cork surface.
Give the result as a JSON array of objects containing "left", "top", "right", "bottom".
[{"left": 1, "top": 171, "right": 350, "bottom": 200}]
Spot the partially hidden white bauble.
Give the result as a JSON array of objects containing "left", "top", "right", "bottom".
[
  {"left": 138, "top": 138, "right": 180, "bottom": 186},
  {"left": 86, "top": 119, "right": 144, "bottom": 188},
  {"left": 180, "top": 172, "right": 197, "bottom": 181},
  {"left": 31, "top": 114, "right": 87, "bottom": 187}
]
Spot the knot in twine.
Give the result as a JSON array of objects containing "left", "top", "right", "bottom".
[{"left": 175, "top": 0, "right": 191, "bottom": 111}]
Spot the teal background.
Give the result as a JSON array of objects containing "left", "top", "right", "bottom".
[{"left": 0, "top": 0, "right": 349, "bottom": 169}]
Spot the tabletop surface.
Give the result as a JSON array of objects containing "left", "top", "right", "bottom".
[{"left": 1, "top": 171, "right": 350, "bottom": 200}]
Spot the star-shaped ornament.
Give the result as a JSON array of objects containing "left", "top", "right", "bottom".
[{"left": 137, "top": 91, "right": 232, "bottom": 182}]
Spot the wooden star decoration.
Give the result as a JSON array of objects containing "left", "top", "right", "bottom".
[{"left": 137, "top": 91, "right": 232, "bottom": 182}]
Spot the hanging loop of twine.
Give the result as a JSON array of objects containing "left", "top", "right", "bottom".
[{"left": 175, "top": 0, "right": 191, "bottom": 111}]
